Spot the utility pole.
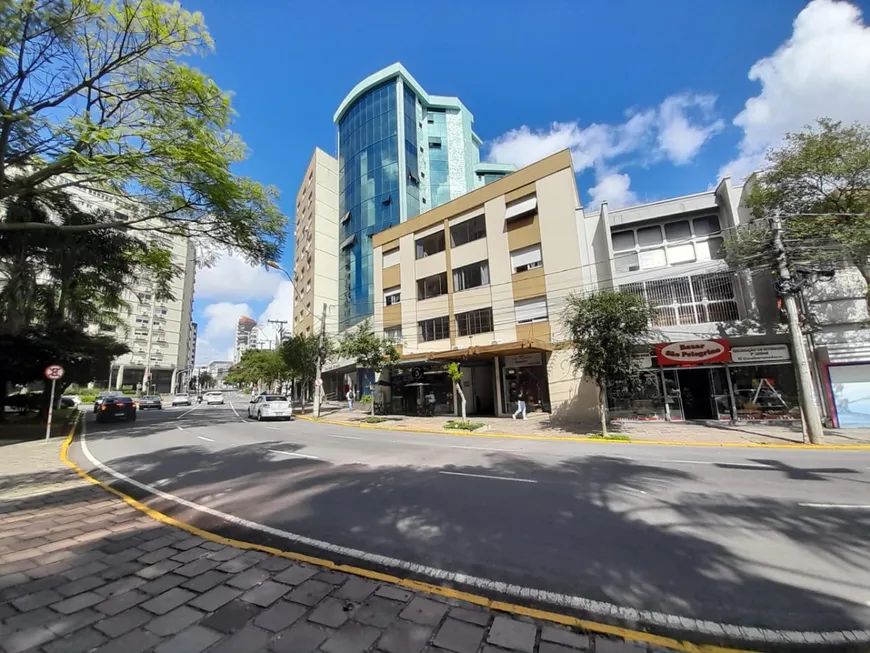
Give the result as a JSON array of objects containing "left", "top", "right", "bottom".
[
  {"left": 772, "top": 216, "right": 824, "bottom": 444},
  {"left": 314, "top": 302, "right": 328, "bottom": 418},
  {"left": 142, "top": 287, "right": 157, "bottom": 396},
  {"left": 268, "top": 319, "right": 287, "bottom": 349}
]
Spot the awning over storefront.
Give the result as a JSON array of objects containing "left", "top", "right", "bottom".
[{"left": 426, "top": 339, "right": 552, "bottom": 361}]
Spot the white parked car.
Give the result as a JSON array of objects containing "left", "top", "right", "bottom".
[
  {"left": 204, "top": 391, "right": 224, "bottom": 405},
  {"left": 248, "top": 394, "right": 293, "bottom": 421},
  {"left": 171, "top": 394, "right": 192, "bottom": 407}
]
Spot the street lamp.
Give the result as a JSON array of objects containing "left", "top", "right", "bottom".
[{"left": 266, "top": 260, "right": 292, "bottom": 282}]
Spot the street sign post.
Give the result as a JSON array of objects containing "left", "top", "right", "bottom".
[{"left": 44, "top": 364, "right": 65, "bottom": 440}]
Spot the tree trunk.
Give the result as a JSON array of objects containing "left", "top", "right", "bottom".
[
  {"left": 455, "top": 382, "right": 467, "bottom": 421},
  {"left": 856, "top": 255, "right": 870, "bottom": 306},
  {"left": 598, "top": 384, "right": 608, "bottom": 437},
  {"left": 371, "top": 372, "right": 378, "bottom": 416}
]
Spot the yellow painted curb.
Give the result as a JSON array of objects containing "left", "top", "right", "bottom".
[
  {"left": 295, "top": 414, "right": 870, "bottom": 450},
  {"left": 59, "top": 417, "right": 754, "bottom": 653}
]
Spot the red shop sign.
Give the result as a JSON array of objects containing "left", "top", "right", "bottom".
[{"left": 656, "top": 339, "right": 730, "bottom": 366}]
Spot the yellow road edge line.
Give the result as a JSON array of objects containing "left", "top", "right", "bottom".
[
  {"left": 59, "top": 415, "right": 755, "bottom": 653},
  {"left": 294, "top": 414, "right": 870, "bottom": 450}
]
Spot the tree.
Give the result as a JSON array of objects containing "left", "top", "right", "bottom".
[
  {"left": 338, "top": 320, "right": 400, "bottom": 416},
  {"left": 726, "top": 119, "right": 870, "bottom": 304},
  {"left": 225, "top": 349, "right": 287, "bottom": 394},
  {"left": 280, "top": 333, "right": 330, "bottom": 410},
  {"left": 196, "top": 371, "right": 214, "bottom": 391},
  {"left": 0, "top": 0, "right": 286, "bottom": 262},
  {"left": 562, "top": 291, "right": 656, "bottom": 436},
  {"left": 446, "top": 362, "right": 466, "bottom": 421}
]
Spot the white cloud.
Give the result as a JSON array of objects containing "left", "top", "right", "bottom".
[
  {"left": 195, "top": 250, "right": 284, "bottom": 302},
  {"left": 587, "top": 172, "right": 638, "bottom": 210},
  {"left": 257, "top": 280, "right": 295, "bottom": 340},
  {"left": 657, "top": 94, "right": 724, "bottom": 165},
  {"left": 721, "top": 0, "right": 870, "bottom": 181},
  {"left": 195, "top": 301, "right": 252, "bottom": 365},
  {"left": 486, "top": 93, "right": 722, "bottom": 181}
]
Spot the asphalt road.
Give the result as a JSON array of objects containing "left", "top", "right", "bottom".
[{"left": 72, "top": 396, "right": 870, "bottom": 634}]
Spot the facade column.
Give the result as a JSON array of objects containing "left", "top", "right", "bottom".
[
  {"left": 115, "top": 365, "right": 124, "bottom": 390},
  {"left": 170, "top": 368, "right": 178, "bottom": 395},
  {"left": 494, "top": 357, "right": 504, "bottom": 417}
]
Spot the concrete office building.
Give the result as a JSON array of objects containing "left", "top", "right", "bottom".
[
  {"left": 370, "top": 150, "right": 596, "bottom": 420},
  {"left": 234, "top": 316, "right": 257, "bottom": 363},
  {"left": 60, "top": 185, "right": 196, "bottom": 395},
  {"left": 293, "top": 148, "right": 340, "bottom": 338},
  {"left": 333, "top": 62, "right": 514, "bottom": 331},
  {"left": 207, "top": 360, "right": 232, "bottom": 385}
]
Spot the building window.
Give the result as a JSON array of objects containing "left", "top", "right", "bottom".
[
  {"left": 456, "top": 308, "right": 493, "bottom": 336},
  {"left": 415, "top": 230, "right": 445, "bottom": 259},
  {"left": 611, "top": 216, "right": 724, "bottom": 272},
  {"left": 514, "top": 296, "right": 548, "bottom": 324},
  {"left": 382, "top": 247, "right": 400, "bottom": 268},
  {"left": 620, "top": 272, "right": 739, "bottom": 327},
  {"left": 384, "top": 326, "right": 402, "bottom": 342},
  {"left": 419, "top": 316, "right": 449, "bottom": 342},
  {"left": 453, "top": 261, "right": 489, "bottom": 292},
  {"left": 450, "top": 215, "right": 486, "bottom": 248},
  {"left": 417, "top": 272, "right": 448, "bottom": 300},
  {"left": 384, "top": 286, "right": 401, "bottom": 306},
  {"left": 510, "top": 244, "right": 543, "bottom": 273}
]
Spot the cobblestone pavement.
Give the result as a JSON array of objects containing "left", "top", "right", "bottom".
[
  {"left": 0, "top": 439, "right": 684, "bottom": 653},
  {"left": 310, "top": 405, "right": 870, "bottom": 446}
]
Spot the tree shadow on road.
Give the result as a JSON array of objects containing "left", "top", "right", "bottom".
[{"left": 60, "top": 433, "right": 870, "bottom": 636}]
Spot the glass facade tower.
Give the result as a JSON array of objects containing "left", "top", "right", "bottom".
[{"left": 334, "top": 63, "right": 514, "bottom": 331}]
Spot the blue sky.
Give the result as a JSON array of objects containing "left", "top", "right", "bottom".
[{"left": 189, "top": 0, "right": 870, "bottom": 363}]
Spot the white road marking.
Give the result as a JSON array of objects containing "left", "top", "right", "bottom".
[
  {"left": 324, "top": 434, "right": 363, "bottom": 440},
  {"left": 268, "top": 449, "right": 319, "bottom": 460},
  {"left": 450, "top": 445, "right": 515, "bottom": 453},
  {"left": 197, "top": 436, "right": 214, "bottom": 442},
  {"left": 175, "top": 403, "right": 202, "bottom": 419},
  {"left": 439, "top": 471, "right": 537, "bottom": 484},
  {"left": 176, "top": 426, "right": 184, "bottom": 431},
  {"left": 265, "top": 426, "right": 281, "bottom": 431},
  {"left": 799, "top": 503, "right": 870, "bottom": 510},
  {"left": 660, "top": 459, "right": 773, "bottom": 468},
  {"left": 229, "top": 402, "right": 241, "bottom": 418},
  {"left": 75, "top": 420, "right": 869, "bottom": 645}
]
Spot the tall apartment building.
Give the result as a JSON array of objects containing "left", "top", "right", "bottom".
[
  {"left": 234, "top": 316, "right": 257, "bottom": 362},
  {"left": 64, "top": 186, "right": 196, "bottom": 395},
  {"left": 333, "top": 63, "right": 514, "bottom": 331},
  {"left": 293, "top": 148, "right": 340, "bottom": 338}
]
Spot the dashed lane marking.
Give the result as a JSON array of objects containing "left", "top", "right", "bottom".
[
  {"left": 268, "top": 449, "right": 319, "bottom": 460},
  {"left": 439, "top": 470, "right": 537, "bottom": 484}
]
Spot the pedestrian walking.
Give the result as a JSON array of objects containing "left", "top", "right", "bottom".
[
  {"left": 346, "top": 387, "right": 354, "bottom": 411},
  {"left": 512, "top": 386, "right": 527, "bottom": 420}
]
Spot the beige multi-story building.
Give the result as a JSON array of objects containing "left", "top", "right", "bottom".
[
  {"left": 370, "top": 150, "right": 598, "bottom": 421},
  {"left": 66, "top": 186, "right": 196, "bottom": 394},
  {"left": 292, "top": 148, "right": 340, "bottom": 338}
]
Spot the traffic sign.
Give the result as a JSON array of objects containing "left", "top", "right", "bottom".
[
  {"left": 315, "top": 378, "right": 323, "bottom": 387},
  {"left": 44, "top": 364, "right": 64, "bottom": 380}
]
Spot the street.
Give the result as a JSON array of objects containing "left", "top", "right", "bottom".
[{"left": 70, "top": 394, "right": 870, "bottom": 637}]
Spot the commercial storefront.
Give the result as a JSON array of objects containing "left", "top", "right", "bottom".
[{"left": 608, "top": 339, "right": 800, "bottom": 422}]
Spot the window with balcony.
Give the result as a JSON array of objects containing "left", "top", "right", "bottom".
[
  {"left": 450, "top": 215, "right": 486, "bottom": 248},
  {"left": 419, "top": 316, "right": 449, "bottom": 342},
  {"left": 456, "top": 308, "right": 493, "bottom": 336},
  {"left": 620, "top": 272, "right": 739, "bottom": 327},
  {"left": 417, "top": 272, "right": 448, "bottom": 300},
  {"left": 611, "top": 215, "right": 724, "bottom": 272},
  {"left": 415, "top": 231, "right": 445, "bottom": 259},
  {"left": 510, "top": 244, "right": 543, "bottom": 273},
  {"left": 453, "top": 261, "right": 489, "bottom": 292}
]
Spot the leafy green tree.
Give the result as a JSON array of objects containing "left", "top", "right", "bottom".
[
  {"left": 562, "top": 291, "right": 655, "bottom": 436},
  {"left": 338, "top": 320, "right": 400, "bottom": 416},
  {"left": 196, "top": 371, "right": 214, "bottom": 391},
  {"left": 225, "top": 349, "right": 288, "bottom": 394},
  {"left": 446, "top": 362, "right": 466, "bottom": 421},
  {"left": 280, "top": 333, "right": 332, "bottom": 410},
  {"left": 726, "top": 119, "right": 870, "bottom": 303},
  {"left": 0, "top": 0, "right": 285, "bottom": 261}
]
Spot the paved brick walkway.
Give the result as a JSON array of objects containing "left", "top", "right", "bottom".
[
  {"left": 312, "top": 404, "right": 870, "bottom": 446},
  {"left": 0, "top": 439, "right": 681, "bottom": 653}
]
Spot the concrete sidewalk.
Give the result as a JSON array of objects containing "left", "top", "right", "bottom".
[
  {"left": 0, "top": 438, "right": 681, "bottom": 653},
  {"left": 310, "top": 405, "right": 870, "bottom": 447}
]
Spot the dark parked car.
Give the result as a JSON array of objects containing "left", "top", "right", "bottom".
[
  {"left": 138, "top": 395, "right": 163, "bottom": 410},
  {"left": 95, "top": 396, "right": 137, "bottom": 422}
]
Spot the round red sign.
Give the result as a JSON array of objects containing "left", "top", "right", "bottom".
[
  {"left": 44, "top": 364, "right": 65, "bottom": 380},
  {"left": 656, "top": 339, "right": 730, "bottom": 366}
]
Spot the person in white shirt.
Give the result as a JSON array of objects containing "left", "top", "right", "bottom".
[
  {"left": 346, "top": 388, "right": 354, "bottom": 411},
  {"left": 512, "top": 386, "right": 527, "bottom": 420}
]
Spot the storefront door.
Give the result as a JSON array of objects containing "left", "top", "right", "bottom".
[{"left": 677, "top": 368, "right": 714, "bottom": 419}]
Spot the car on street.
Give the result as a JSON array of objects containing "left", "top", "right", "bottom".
[
  {"left": 93, "top": 393, "right": 121, "bottom": 413},
  {"left": 204, "top": 391, "right": 224, "bottom": 405},
  {"left": 171, "top": 394, "right": 192, "bottom": 407},
  {"left": 60, "top": 394, "right": 81, "bottom": 407},
  {"left": 95, "top": 396, "right": 137, "bottom": 423},
  {"left": 138, "top": 395, "right": 163, "bottom": 410},
  {"left": 248, "top": 394, "right": 293, "bottom": 421}
]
